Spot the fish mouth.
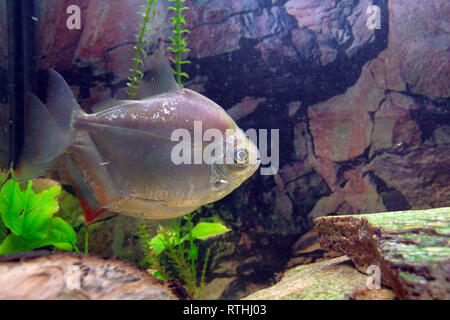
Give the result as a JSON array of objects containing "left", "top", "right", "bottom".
[
  {"left": 212, "top": 161, "right": 231, "bottom": 181},
  {"left": 214, "top": 178, "right": 231, "bottom": 189},
  {"left": 211, "top": 163, "right": 239, "bottom": 190}
]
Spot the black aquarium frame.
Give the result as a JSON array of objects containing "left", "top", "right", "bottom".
[{"left": 6, "top": 0, "right": 37, "bottom": 168}]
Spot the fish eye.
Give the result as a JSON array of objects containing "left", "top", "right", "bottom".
[{"left": 234, "top": 148, "right": 249, "bottom": 165}]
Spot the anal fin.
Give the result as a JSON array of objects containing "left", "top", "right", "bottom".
[{"left": 62, "top": 133, "right": 119, "bottom": 223}]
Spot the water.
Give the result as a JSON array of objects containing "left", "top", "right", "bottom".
[{"left": 0, "top": 0, "right": 448, "bottom": 300}]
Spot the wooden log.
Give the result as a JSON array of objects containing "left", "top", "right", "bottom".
[
  {"left": 314, "top": 207, "right": 450, "bottom": 299},
  {"left": 243, "top": 256, "right": 395, "bottom": 300},
  {"left": 0, "top": 251, "right": 190, "bottom": 300}
]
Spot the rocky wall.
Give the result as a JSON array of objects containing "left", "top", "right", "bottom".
[{"left": 0, "top": 0, "right": 448, "bottom": 299}]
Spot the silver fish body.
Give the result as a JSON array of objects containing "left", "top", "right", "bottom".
[{"left": 16, "top": 56, "right": 260, "bottom": 222}]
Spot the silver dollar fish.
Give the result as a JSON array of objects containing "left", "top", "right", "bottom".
[{"left": 16, "top": 53, "right": 260, "bottom": 223}]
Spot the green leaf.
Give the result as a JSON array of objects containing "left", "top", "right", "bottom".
[
  {"left": 180, "top": 72, "right": 190, "bottom": 79},
  {"left": 47, "top": 217, "right": 77, "bottom": 245},
  {"left": 154, "top": 271, "right": 165, "bottom": 280},
  {"left": 21, "top": 210, "right": 52, "bottom": 241},
  {"left": 0, "top": 178, "right": 78, "bottom": 254},
  {"left": 21, "top": 185, "right": 61, "bottom": 240},
  {"left": 0, "top": 218, "right": 7, "bottom": 243},
  {"left": 0, "top": 180, "right": 25, "bottom": 236},
  {"left": 0, "top": 233, "right": 27, "bottom": 255},
  {"left": 179, "top": 233, "right": 192, "bottom": 245},
  {"left": 149, "top": 234, "right": 166, "bottom": 255},
  {"left": 191, "top": 222, "right": 230, "bottom": 240},
  {"left": 23, "top": 216, "right": 77, "bottom": 251},
  {"left": 52, "top": 242, "right": 74, "bottom": 251}
]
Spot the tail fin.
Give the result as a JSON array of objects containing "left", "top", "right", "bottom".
[{"left": 15, "top": 69, "right": 84, "bottom": 181}]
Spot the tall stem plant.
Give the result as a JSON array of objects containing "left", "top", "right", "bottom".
[{"left": 168, "top": 0, "right": 190, "bottom": 87}]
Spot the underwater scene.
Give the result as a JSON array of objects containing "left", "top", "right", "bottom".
[{"left": 0, "top": 0, "right": 448, "bottom": 302}]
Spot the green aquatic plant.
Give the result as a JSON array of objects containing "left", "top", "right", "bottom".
[
  {"left": 84, "top": 223, "right": 89, "bottom": 254},
  {"left": 0, "top": 169, "right": 10, "bottom": 190},
  {"left": 140, "top": 214, "right": 229, "bottom": 299},
  {"left": 0, "top": 172, "right": 8, "bottom": 244},
  {"left": 0, "top": 178, "right": 79, "bottom": 255},
  {"left": 127, "top": 0, "right": 159, "bottom": 97},
  {"left": 168, "top": 0, "right": 191, "bottom": 87}
]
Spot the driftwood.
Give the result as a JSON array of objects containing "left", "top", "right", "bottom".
[
  {"left": 0, "top": 251, "right": 190, "bottom": 300},
  {"left": 314, "top": 207, "right": 450, "bottom": 299},
  {"left": 287, "top": 229, "right": 342, "bottom": 268},
  {"left": 244, "top": 256, "right": 395, "bottom": 300}
]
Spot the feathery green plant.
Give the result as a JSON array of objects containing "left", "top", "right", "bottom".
[
  {"left": 168, "top": 0, "right": 191, "bottom": 87},
  {"left": 139, "top": 213, "right": 229, "bottom": 299},
  {"left": 127, "top": 0, "right": 158, "bottom": 97}
]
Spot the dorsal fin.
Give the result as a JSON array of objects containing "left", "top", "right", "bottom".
[{"left": 131, "top": 48, "right": 181, "bottom": 100}]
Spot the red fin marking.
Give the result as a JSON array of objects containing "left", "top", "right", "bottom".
[
  {"left": 79, "top": 199, "right": 107, "bottom": 224},
  {"left": 63, "top": 166, "right": 108, "bottom": 224}
]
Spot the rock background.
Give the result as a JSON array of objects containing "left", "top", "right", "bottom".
[{"left": 0, "top": 0, "right": 448, "bottom": 299}]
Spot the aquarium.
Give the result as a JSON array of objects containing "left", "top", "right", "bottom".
[{"left": 0, "top": 0, "right": 448, "bottom": 303}]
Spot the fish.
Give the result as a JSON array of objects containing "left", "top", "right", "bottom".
[{"left": 15, "top": 52, "right": 260, "bottom": 223}]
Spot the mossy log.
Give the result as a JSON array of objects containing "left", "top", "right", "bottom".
[
  {"left": 0, "top": 251, "right": 189, "bottom": 300},
  {"left": 314, "top": 207, "right": 450, "bottom": 299},
  {"left": 244, "top": 256, "right": 395, "bottom": 300}
]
